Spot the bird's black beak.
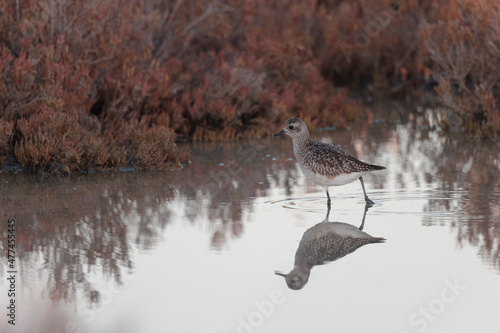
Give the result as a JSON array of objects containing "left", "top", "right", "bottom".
[
  {"left": 273, "top": 129, "right": 285, "bottom": 137},
  {"left": 274, "top": 271, "right": 287, "bottom": 277}
]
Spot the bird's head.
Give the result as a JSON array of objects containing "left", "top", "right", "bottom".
[
  {"left": 275, "top": 268, "right": 310, "bottom": 290},
  {"left": 273, "top": 117, "right": 308, "bottom": 139}
]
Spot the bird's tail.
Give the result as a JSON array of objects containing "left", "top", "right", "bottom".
[
  {"left": 373, "top": 237, "right": 386, "bottom": 243},
  {"left": 368, "top": 164, "right": 386, "bottom": 171}
]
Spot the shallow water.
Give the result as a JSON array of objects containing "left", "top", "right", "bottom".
[{"left": 1, "top": 104, "right": 500, "bottom": 333}]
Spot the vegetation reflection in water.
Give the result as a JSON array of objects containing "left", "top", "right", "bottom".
[{"left": 0, "top": 173, "right": 175, "bottom": 309}]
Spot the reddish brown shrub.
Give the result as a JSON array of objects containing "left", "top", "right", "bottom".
[
  {"left": 0, "top": 120, "right": 13, "bottom": 168},
  {"left": 316, "top": 0, "right": 435, "bottom": 95},
  {"left": 0, "top": 0, "right": 368, "bottom": 165},
  {"left": 423, "top": 0, "right": 500, "bottom": 138}
]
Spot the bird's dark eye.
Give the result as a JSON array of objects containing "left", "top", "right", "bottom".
[{"left": 288, "top": 125, "right": 294, "bottom": 130}]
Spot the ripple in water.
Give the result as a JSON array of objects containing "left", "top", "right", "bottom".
[{"left": 257, "top": 188, "right": 474, "bottom": 220}]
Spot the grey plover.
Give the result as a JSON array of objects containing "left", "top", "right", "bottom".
[
  {"left": 274, "top": 117, "right": 385, "bottom": 206},
  {"left": 275, "top": 208, "right": 385, "bottom": 290}
]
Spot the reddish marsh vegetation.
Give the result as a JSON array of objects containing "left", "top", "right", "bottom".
[
  {"left": 422, "top": 0, "right": 500, "bottom": 138},
  {"left": 0, "top": 0, "right": 499, "bottom": 173}
]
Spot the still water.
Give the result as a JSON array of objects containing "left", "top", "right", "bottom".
[{"left": 1, "top": 104, "right": 500, "bottom": 333}]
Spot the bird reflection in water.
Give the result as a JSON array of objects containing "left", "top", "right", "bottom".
[{"left": 275, "top": 205, "right": 385, "bottom": 290}]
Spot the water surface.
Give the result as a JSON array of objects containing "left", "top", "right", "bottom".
[{"left": 1, "top": 104, "right": 500, "bottom": 333}]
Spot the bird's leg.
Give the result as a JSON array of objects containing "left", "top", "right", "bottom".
[
  {"left": 325, "top": 187, "right": 331, "bottom": 207},
  {"left": 359, "top": 176, "right": 374, "bottom": 207},
  {"left": 358, "top": 203, "right": 369, "bottom": 230},
  {"left": 324, "top": 202, "right": 331, "bottom": 222}
]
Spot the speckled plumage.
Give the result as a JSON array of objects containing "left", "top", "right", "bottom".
[
  {"left": 276, "top": 219, "right": 385, "bottom": 290},
  {"left": 297, "top": 140, "right": 383, "bottom": 177},
  {"left": 274, "top": 117, "right": 385, "bottom": 205},
  {"left": 299, "top": 222, "right": 384, "bottom": 265}
]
